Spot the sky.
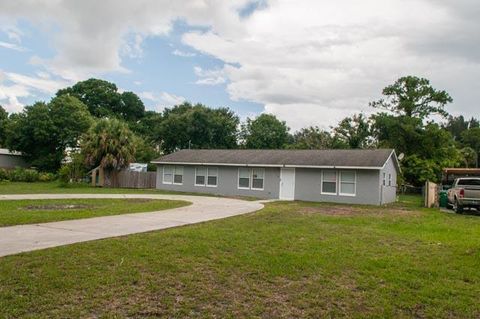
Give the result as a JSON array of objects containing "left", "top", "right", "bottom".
[{"left": 0, "top": 0, "right": 478, "bottom": 131}]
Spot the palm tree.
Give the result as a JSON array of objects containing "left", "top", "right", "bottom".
[{"left": 82, "top": 118, "right": 136, "bottom": 186}]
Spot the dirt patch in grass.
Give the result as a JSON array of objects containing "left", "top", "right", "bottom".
[
  {"left": 124, "top": 198, "right": 154, "bottom": 203},
  {"left": 23, "top": 204, "right": 93, "bottom": 211},
  {"left": 296, "top": 205, "right": 421, "bottom": 217}
]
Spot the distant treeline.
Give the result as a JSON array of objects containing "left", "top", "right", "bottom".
[{"left": 0, "top": 76, "right": 478, "bottom": 186}]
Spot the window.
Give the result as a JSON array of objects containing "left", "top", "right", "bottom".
[
  {"left": 163, "top": 166, "right": 173, "bottom": 184},
  {"left": 321, "top": 170, "right": 337, "bottom": 195},
  {"left": 383, "top": 173, "right": 386, "bottom": 186},
  {"left": 252, "top": 168, "right": 265, "bottom": 190},
  {"left": 388, "top": 173, "right": 392, "bottom": 186},
  {"left": 238, "top": 168, "right": 250, "bottom": 189},
  {"left": 207, "top": 167, "right": 218, "bottom": 187},
  {"left": 195, "top": 167, "right": 218, "bottom": 187},
  {"left": 195, "top": 167, "right": 206, "bottom": 186},
  {"left": 238, "top": 168, "right": 265, "bottom": 190},
  {"left": 339, "top": 171, "right": 356, "bottom": 196},
  {"left": 173, "top": 166, "right": 183, "bottom": 185}
]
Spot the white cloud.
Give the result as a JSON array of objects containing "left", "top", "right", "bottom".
[
  {"left": 172, "top": 49, "right": 196, "bottom": 57},
  {"left": 182, "top": 0, "right": 480, "bottom": 128},
  {"left": 194, "top": 66, "right": 226, "bottom": 85},
  {"left": 139, "top": 90, "right": 185, "bottom": 110},
  {"left": 0, "top": 70, "right": 69, "bottom": 113},
  {"left": 0, "top": 0, "right": 250, "bottom": 82},
  {"left": 0, "top": 0, "right": 479, "bottom": 128},
  {"left": 0, "top": 40, "right": 26, "bottom": 51}
]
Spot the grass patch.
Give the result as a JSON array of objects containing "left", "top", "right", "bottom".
[
  {"left": 1, "top": 195, "right": 480, "bottom": 317},
  {"left": 0, "top": 181, "right": 261, "bottom": 200},
  {"left": 0, "top": 198, "right": 189, "bottom": 227}
]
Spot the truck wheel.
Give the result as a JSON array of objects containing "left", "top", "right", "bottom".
[{"left": 455, "top": 199, "right": 464, "bottom": 214}]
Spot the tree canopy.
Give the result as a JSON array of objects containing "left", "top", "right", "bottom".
[
  {"left": 6, "top": 96, "right": 92, "bottom": 171},
  {"left": 81, "top": 118, "right": 136, "bottom": 171},
  {"left": 57, "top": 78, "right": 145, "bottom": 122},
  {"left": 332, "top": 113, "right": 373, "bottom": 149},
  {"left": 0, "top": 105, "right": 8, "bottom": 147},
  {"left": 370, "top": 76, "right": 452, "bottom": 119},
  {"left": 290, "top": 126, "right": 332, "bottom": 149},
  {"left": 159, "top": 102, "right": 239, "bottom": 153},
  {"left": 0, "top": 75, "right": 476, "bottom": 185},
  {"left": 241, "top": 114, "right": 290, "bottom": 149}
]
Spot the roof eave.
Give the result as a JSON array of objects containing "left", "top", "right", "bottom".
[{"left": 151, "top": 161, "right": 383, "bottom": 170}]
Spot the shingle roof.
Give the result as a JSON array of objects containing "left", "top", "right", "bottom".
[{"left": 152, "top": 149, "right": 397, "bottom": 169}]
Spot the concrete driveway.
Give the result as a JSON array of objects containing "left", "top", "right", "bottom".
[{"left": 0, "top": 194, "right": 264, "bottom": 257}]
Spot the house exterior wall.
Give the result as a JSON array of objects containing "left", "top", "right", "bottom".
[
  {"left": 294, "top": 168, "right": 381, "bottom": 205},
  {"left": 156, "top": 163, "right": 397, "bottom": 205},
  {"left": 156, "top": 165, "right": 280, "bottom": 199},
  {"left": 0, "top": 154, "right": 28, "bottom": 169},
  {"left": 379, "top": 155, "right": 398, "bottom": 204}
]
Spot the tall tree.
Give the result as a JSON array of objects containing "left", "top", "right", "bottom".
[
  {"left": 5, "top": 97, "right": 92, "bottom": 172},
  {"left": 0, "top": 105, "right": 8, "bottom": 147},
  {"left": 290, "top": 126, "right": 332, "bottom": 149},
  {"left": 461, "top": 127, "right": 480, "bottom": 167},
  {"left": 370, "top": 76, "right": 452, "bottom": 119},
  {"left": 57, "top": 78, "right": 145, "bottom": 121},
  {"left": 332, "top": 113, "right": 373, "bottom": 149},
  {"left": 241, "top": 114, "right": 289, "bottom": 149},
  {"left": 81, "top": 118, "right": 136, "bottom": 171},
  {"left": 159, "top": 103, "right": 239, "bottom": 153},
  {"left": 443, "top": 115, "right": 468, "bottom": 141},
  {"left": 468, "top": 117, "right": 480, "bottom": 129}
]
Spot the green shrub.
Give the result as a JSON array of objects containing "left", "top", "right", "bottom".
[
  {"left": 0, "top": 167, "right": 56, "bottom": 183},
  {"left": 58, "top": 165, "right": 71, "bottom": 185},
  {"left": 9, "top": 168, "right": 40, "bottom": 182},
  {"left": 39, "top": 172, "right": 56, "bottom": 182},
  {"left": 0, "top": 168, "right": 8, "bottom": 181}
]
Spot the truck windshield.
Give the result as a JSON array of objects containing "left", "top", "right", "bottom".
[{"left": 457, "top": 179, "right": 480, "bottom": 186}]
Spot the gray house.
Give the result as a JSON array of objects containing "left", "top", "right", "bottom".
[
  {"left": 0, "top": 148, "right": 28, "bottom": 169},
  {"left": 152, "top": 149, "right": 400, "bottom": 205}
]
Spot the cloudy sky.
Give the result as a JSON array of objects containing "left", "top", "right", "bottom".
[{"left": 0, "top": 0, "right": 478, "bottom": 131}]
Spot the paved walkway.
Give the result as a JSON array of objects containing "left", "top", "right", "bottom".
[{"left": 0, "top": 194, "right": 264, "bottom": 257}]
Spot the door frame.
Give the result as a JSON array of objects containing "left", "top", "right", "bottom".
[{"left": 279, "top": 168, "right": 295, "bottom": 200}]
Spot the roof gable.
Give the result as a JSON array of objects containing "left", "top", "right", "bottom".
[{"left": 153, "top": 149, "right": 396, "bottom": 169}]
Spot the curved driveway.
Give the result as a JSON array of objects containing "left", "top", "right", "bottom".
[{"left": 0, "top": 194, "right": 264, "bottom": 257}]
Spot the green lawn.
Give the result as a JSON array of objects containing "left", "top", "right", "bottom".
[
  {"left": 0, "top": 198, "right": 189, "bottom": 227},
  {"left": 0, "top": 181, "right": 261, "bottom": 200},
  {"left": 1, "top": 195, "right": 479, "bottom": 318},
  {"left": 0, "top": 181, "right": 169, "bottom": 194}
]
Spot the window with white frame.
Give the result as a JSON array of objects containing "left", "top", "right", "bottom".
[
  {"left": 252, "top": 168, "right": 265, "bottom": 190},
  {"left": 238, "top": 168, "right": 265, "bottom": 190},
  {"left": 388, "top": 173, "right": 392, "bottom": 186},
  {"left": 238, "top": 168, "right": 250, "bottom": 189},
  {"left": 383, "top": 172, "right": 386, "bottom": 186},
  {"left": 339, "top": 171, "right": 356, "bottom": 196},
  {"left": 195, "top": 167, "right": 218, "bottom": 187},
  {"left": 207, "top": 167, "right": 218, "bottom": 187},
  {"left": 321, "top": 170, "right": 337, "bottom": 195},
  {"left": 195, "top": 167, "right": 206, "bottom": 186},
  {"left": 163, "top": 166, "right": 173, "bottom": 184},
  {"left": 173, "top": 166, "right": 183, "bottom": 184}
]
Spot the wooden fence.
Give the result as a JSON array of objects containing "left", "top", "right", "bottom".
[{"left": 103, "top": 170, "right": 156, "bottom": 189}]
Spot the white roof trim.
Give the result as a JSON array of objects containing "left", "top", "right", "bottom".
[
  {"left": 151, "top": 161, "right": 384, "bottom": 170},
  {"left": 381, "top": 150, "right": 401, "bottom": 173}
]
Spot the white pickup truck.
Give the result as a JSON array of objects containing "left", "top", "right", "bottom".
[{"left": 447, "top": 177, "right": 480, "bottom": 213}]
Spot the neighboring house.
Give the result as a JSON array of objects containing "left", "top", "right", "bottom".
[
  {"left": 0, "top": 148, "right": 29, "bottom": 169},
  {"left": 152, "top": 149, "right": 400, "bottom": 205}
]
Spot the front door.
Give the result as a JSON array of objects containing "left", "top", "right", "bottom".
[{"left": 279, "top": 168, "right": 295, "bottom": 200}]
